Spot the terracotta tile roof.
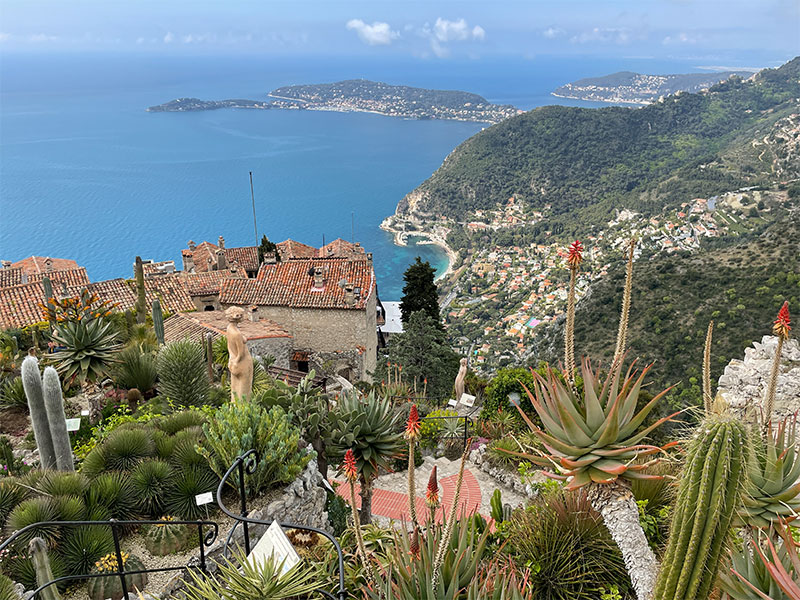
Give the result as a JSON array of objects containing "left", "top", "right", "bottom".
[
  {"left": 180, "top": 269, "right": 247, "bottom": 297},
  {"left": 319, "top": 238, "right": 366, "bottom": 258},
  {"left": 68, "top": 279, "right": 138, "bottom": 312},
  {"left": 143, "top": 275, "right": 196, "bottom": 313},
  {"left": 225, "top": 246, "right": 259, "bottom": 272},
  {"left": 277, "top": 239, "right": 318, "bottom": 260},
  {"left": 0, "top": 268, "right": 24, "bottom": 289},
  {"left": 29, "top": 268, "right": 90, "bottom": 289},
  {"left": 221, "top": 257, "right": 375, "bottom": 310},
  {"left": 0, "top": 282, "right": 47, "bottom": 328},
  {"left": 142, "top": 261, "right": 177, "bottom": 276},
  {"left": 11, "top": 256, "right": 81, "bottom": 275},
  {"left": 163, "top": 312, "right": 290, "bottom": 345},
  {"left": 268, "top": 365, "right": 327, "bottom": 390},
  {"left": 188, "top": 241, "right": 221, "bottom": 273}
]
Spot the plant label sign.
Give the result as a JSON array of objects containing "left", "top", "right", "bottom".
[
  {"left": 65, "top": 418, "right": 81, "bottom": 432},
  {"left": 195, "top": 492, "right": 214, "bottom": 506},
  {"left": 459, "top": 393, "right": 476, "bottom": 407},
  {"left": 247, "top": 520, "right": 301, "bottom": 576},
  {"left": 80, "top": 409, "right": 90, "bottom": 416},
  {"left": 447, "top": 399, "right": 458, "bottom": 408}
]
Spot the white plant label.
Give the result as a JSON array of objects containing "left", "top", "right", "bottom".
[
  {"left": 195, "top": 492, "right": 214, "bottom": 506},
  {"left": 65, "top": 418, "right": 81, "bottom": 432},
  {"left": 247, "top": 520, "right": 301, "bottom": 576},
  {"left": 80, "top": 409, "right": 90, "bottom": 416},
  {"left": 460, "top": 393, "right": 476, "bottom": 407}
]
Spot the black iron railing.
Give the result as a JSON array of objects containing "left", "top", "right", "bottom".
[{"left": 0, "top": 518, "right": 218, "bottom": 599}]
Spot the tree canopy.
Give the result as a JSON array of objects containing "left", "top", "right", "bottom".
[{"left": 400, "top": 257, "right": 441, "bottom": 324}]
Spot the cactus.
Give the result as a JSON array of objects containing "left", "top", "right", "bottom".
[
  {"left": 134, "top": 256, "right": 146, "bottom": 325},
  {"left": 21, "top": 356, "right": 57, "bottom": 470},
  {"left": 652, "top": 410, "right": 748, "bottom": 600},
  {"left": 152, "top": 299, "right": 164, "bottom": 345},
  {"left": 42, "top": 367, "right": 74, "bottom": 472},
  {"left": 42, "top": 276, "right": 53, "bottom": 303},
  {"left": 143, "top": 517, "right": 193, "bottom": 556},
  {"left": 490, "top": 489, "right": 504, "bottom": 523},
  {"left": 29, "top": 537, "right": 62, "bottom": 600},
  {"left": 87, "top": 552, "right": 148, "bottom": 600},
  {"left": 205, "top": 332, "right": 214, "bottom": 382}
]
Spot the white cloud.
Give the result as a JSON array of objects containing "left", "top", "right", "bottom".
[
  {"left": 0, "top": 33, "right": 10, "bottom": 42},
  {"left": 29, "top": 33, "right": 57, "bottom": 43},
  {"left": 346, "top": 19, "right": 399, "bottom": 46},
  {"left": 571, "top": 27, "right": 633, "bottom": 44},
  {"left": 542, "top": 27, "right": 565, "bottom": 40},
  {"left": 163, "top": 31, "right": 174, "bottom": 43},
  {"left": 419, "top": 18, "right": 485, "bottom": 57},
  {"left": 472, "top": 25, "right": 486, "bottom": 41},
  {"left": 663, "top": 32, "right": 697, "bottom": 45}
]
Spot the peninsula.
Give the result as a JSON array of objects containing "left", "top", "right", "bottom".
[
  {"left": 552, "top": 70, "right": 754, "bottom": 104},
  {"left": 148, "top": 80, "right": 521, "bottom": 124}
]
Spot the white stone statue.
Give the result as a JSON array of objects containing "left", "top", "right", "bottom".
[
  {"left": 226, "top": 306, "right": 253, "bottom": 402},
  {"left": 454, "top": 357, "right": 468, "bottom": 403}
]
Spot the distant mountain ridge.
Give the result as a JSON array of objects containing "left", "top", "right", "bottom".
[{"left": 553, "top": 70, "right": 755, "bottom": 104}]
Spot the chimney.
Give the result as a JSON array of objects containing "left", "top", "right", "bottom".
[
  {"left": 366, "top": 252, "right": 373, "bottom": 263},
  {"left": 262, "top": 251, "right": 277, "bottom": 265},
  {"left": 216, "top": 248, "right": 227, "bottom": 270},
  {"left": 218, "top": 236, "right": 225, "bottom": 249},
  {"left": 1, "top": 261, "right": 10, "bottom": 269},
  {"left": 344, "top": 283, "right": 355, "bottom": 307},
  {"left": 188, "top": 240, "right": 196, "bottom": 251},
  {"left": 312, "top": 266, "right": 324, "bottom": 289},
  {"left": 248, "top": 305, "right": 258, "bottom": 322},
  {"left": 45, "top": 258, "right": 53, "bottom": 273}
]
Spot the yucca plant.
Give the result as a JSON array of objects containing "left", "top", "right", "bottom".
[
  {"left": 113, "top": 345, "right": 157, "bottom": 395},
  {"left": 85, "top": 472, "right": 139, "bottom": 521},
  {"left": 156, "top": 340, "right": 210, "bottom": 406},
  {"left": 164, "top": 466, "right": 218, "bottom": 520},
  {"left": 0, "top": 376, "right": 27, "bottom": 410},
  {"left": 181, "top": 547, "right": 324, "bottom": 600},
  {"left": 130, "top": 459, "right": 173, "bottom": 517},
  {"left": 741, "top": 415, "right": 800, "bottom": 529},
  {"left": 81, "top": 427, "right": 155, "bottom": 477},
  {"left": 6, "top": 497, "right": 63, "bottom": 548},
  {"left": 507, "top": 359, "right": 677, "bottom": 600},
  {"left": 37, "top": 471, "right": 90, "bottom": 498},
  {"left": 61, "top": 525, "right": 115, "bottom": 580},
  {"left": 327, "top": 391, "right": 403, "bottom": 524},
  {"left": 50, "top": 318, "right": 121, "bottom": 387},
  {"left": 153, "top": 410, "right": 207, "bottom": 436}
]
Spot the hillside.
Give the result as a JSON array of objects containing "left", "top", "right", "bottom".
[
  {"left": 529, "top": 210, "right": 800, "bottom": 413},
  {"left": 553, "top": 70, "right": 754, "bottom": 104},
  {"left": 396, "top": 57, "right": 800, "bottom": 236}
]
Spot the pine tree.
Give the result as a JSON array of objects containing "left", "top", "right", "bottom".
[{"left": 400, "top": 257, "right": 441, "bottom": 324}]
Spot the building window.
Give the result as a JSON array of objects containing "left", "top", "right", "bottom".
[{"left": 290, "top": 351, "right": 310, "bottom": 373}]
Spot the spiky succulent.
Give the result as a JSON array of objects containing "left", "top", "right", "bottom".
[
  {"left": 50, "top": 318, "right": 121, "bottom": 386},
  {"left": 741, "top": 415, "right": 800, "bottom": 528},
  {"left": 512, "top": 359, "right": 676, "bottom": 489}
]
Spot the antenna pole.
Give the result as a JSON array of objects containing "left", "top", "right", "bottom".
[
  {"left": 250, "top": 171, "right": 258, "bottom": 248},
  {"left": 351, "top": 211, "right": 355, "bottom": 244}
]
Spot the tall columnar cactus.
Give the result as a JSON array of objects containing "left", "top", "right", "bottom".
[
  {"left": 652, "top": 410, "right": 748, "bottom": 600},
  {"left": 21, "top": 356, "right": 57, "bottom": 470},
  {"left": 42, "top": 367, "right": 74, "bottom": 472},
  {"left": 29, "top": 537, "right": 62, "bottom": 600},
  {"left": 42, "top": 276, "right": 54, "bottom": 303},
  {"left": 134, "top": 256, "right": 146, "bottom": 324},
  {"left": 152, "top": 299, "right": 165, "bottom": 345}
]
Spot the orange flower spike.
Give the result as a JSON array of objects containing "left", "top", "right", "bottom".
[
  {"left": 773, "top": 301, "right": 791, "bottom": 339},
  {"left": 426, "top": 465, "right": 440, "bottom": 509},
  {"left": 343, "top": 449, "right": 358, "bottom": 482},
  {"left": 405, "top": 405, "right": 421, "bottom": 442},
  {"left": 567, "top": 240, "right": 584, "bottom": 269},
  {"left": 409, "top": 528, "right": 421, "bottom": 560}
]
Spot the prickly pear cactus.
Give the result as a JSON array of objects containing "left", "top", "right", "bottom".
[
  {"left": 87, "top": 552, "right": 148, "bottom": 600},
  {"left": 143, "top": 517, "right": 193, "bottom": 556}
]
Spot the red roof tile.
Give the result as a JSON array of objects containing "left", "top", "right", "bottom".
[
  {"left": 11, "top": 256, "right": 81, "bottom": 275},
  {"left": 143, "top": 275, "right": 196, "bottom": 313},
  {"left": 0, "top": 282, "right": 46, "bottom": 328},
  {"left": 163, "top": 312, "right": 290, "bottom": 345},
  {"left": 180, "top": 270, "right": 247, "bottom": 297},
  {"left": 277, "top": 239, "right": 318, "bottom": 260},
  {"left": 182, "top": 241, "right": 260, "bottom": 273},
  {"left": 220, "top": 257, "right": 375, "bottom": 310},
  {"left": 225, "top": 246, "right": 259, "bottom": 272},
  {"left": 68, "top": 279, "right": 138, "bottom": 312},
  {"left": 0, "top": 268, "right": 24, "bottom": 289},
  {"left": 142, "top": 261, "right": 177, "bottom": 276},
  {"left": 29, "top": 268, "right": 90, "bottom": 289},
  {"left": 319, "top": 238, "right": 366, "bottom": 258}
]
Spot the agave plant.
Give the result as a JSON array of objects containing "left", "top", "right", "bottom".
[
  {"left": 741, "top": 415, "right": 800, "bottom": 529},
  {"left": 506, "top": 358, "right": 677, "bottom": 600},
  {"left": 51, "top": 318, "right": 121, "bottom": 387}
]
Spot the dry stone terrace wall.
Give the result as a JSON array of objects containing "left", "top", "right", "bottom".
[
  {"left": 247, "top": 337, "right": 293, "bottom": 369},
  {"left": 717, "top": 335, "right": 800, "bottom": 420}
]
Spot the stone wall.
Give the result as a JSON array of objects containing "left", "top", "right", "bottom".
[
  {"left": 247, "top": 337, "right": 292, "bottom": 369},
  {"left": 469, "top": 443, "right": 541, "bottom": 500},
  {"left": 717, "top": 335, "right": 800, "bottom": 420}
]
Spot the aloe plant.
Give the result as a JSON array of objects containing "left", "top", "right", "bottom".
[{"left": 51, "top": 318, "right": 121, "bottom": 387}]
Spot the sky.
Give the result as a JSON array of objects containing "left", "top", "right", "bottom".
[{"left": 1, "top": 0, "right": 798, "bottom": 64}]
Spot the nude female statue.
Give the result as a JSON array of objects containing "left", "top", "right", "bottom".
[
  {"left": 454, "top": 357, "right": 468, "bottom": 403},
  {"left": 225, "top": 306, "right": 253, "bottom": 402}
]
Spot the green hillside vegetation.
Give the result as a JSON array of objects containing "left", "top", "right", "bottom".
[
  {"left": 531, "top": 212, "right": 800, "bottom": 420},
  {"left": 400, "top": 57, "right": 800, "bottom": 237}
]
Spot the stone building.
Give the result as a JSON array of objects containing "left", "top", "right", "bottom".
[
  {"left": 219, "top": 252, "right": 378, "bottom": 382},
  {"left": 181, "top": 237, "right": 261, "bottom": 278}
]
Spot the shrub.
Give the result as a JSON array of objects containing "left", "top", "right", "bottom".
[
  {"left": 156, "top": 341, "right": 210, "bottom": 406},
  {"left": 326, "top": 492, "right": 349, "bottom": 538},
  {"left": 85, "top": 472, "right": 138, "bottom": 521},
  {"left": 0, "top": 376, "right": 26, "bottom": 410},
  {"left": 199, "top": 403, "right": 309, "bottom": 499},
  {"left": 37, "top": 471, "right": 90, "bottom": 498},
  {"left": 164, "top": 466, "right": 218, "bottom": 520},
  {"left": 61, "top": 525, "right": 115, "bottom": 580},
  {"left": 168, "top": 427, "right": 207, "bottom": 470},
  {"left": 131, "top": 459, "right": 173, "bottom": 517},
  {"left": 418, "top": 408, "right": 458, "bottom": 448},
  {"left": 113, "top": 346, "right": 157, "bottom": 395},
  {"left": 506, "top": 489, "right": 630, "bottom": 600},
  {"left": 154, "top": 410, "right": 207, "bottom": 436},
  {"left": 482, "top": 367, "right": 537, "bottom": 418}
]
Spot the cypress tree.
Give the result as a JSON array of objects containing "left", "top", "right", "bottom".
[{"left": 400, "top": 257, "right": 441, "bottom": 324}]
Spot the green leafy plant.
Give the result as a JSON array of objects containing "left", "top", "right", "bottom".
[
  {"left": 486, "top": 438, "right": 523, "bottom": 470},
  {"left": 0, "top": 376, "right": 26, "bottom": 410},
  {"left": 37, "top": 472, "right": 89, "bottom": 498},
  {"left": 112, "top": 346, "right": 157, "bottom": 395},
  {"left": 60, "top": 525, "right": 114, "bottom": 581},
  {"left": 81, "top": 427, "right": 155, "bottom": 477},
  {"left": 85, "top": 472, "right": 138, "bottom": 521},
  {"left": 199, "top": 402, "right": 308, "bottom": 499},
  {"left": 156, "top": 340, "right": 210, "bottom": 406},
  {"left": 418, "top": 409, "right": 458, "bottom": 448},
  {"left": 131, "top": 459, "right": 173, "bottom": 517},
  {"left": 50, "top": 318, "right": 121, "bottom": 387},
  {"left": 164, "top": 466, "right": 218, "bottom": 520}
]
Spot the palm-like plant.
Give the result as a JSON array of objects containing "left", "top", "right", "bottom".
[
  {"left": 113, "top": 345, "right": 157, "bottom": 394},
  {"left": 327, "top": 391, "right": 403, "bottom": 524},
  {"left": 51, "top": 318, "right": 121, "bottom": 387},
  {"left": 156, "top": 340, "right": 209, "bottom": 406}
]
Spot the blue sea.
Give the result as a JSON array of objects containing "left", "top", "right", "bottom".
[{"left": 0, "top": 53, "right": 737, "bottom": 298}]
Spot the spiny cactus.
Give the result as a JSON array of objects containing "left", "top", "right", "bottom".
[
  {"left": 652, "top": 410, "right": 749, "bottom": 600},
  {"left": 490, "top": 489, "right": 511, "bottom": 524},
  {"left": 21, "top": 356, "right": 57, "bottom": 470},
  {"left": 134, "top": 256, "right": 146, "bottom": 325},
  {"left": 87, "top": 552, "right": 148, "bottom": 600},
  {"left": 42, "top": 276, "right": 53, "bottom": 303},
  {"left": 42, "top": 367, "right": 74, "bottom": 472},
  {"left": 29, "top": 537, "right": 61, "bottom": 600},
  {"left": 152, "top": 299, "right": 164, "bottom": 345},
  {"left": 144, "top": 516, "right": 193, "bottom": 556}
]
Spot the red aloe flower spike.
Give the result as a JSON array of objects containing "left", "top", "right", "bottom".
[
  {"left": 426, "top": 465, "right": 439, "bottom": 509},
  {"left": 405, "top": 405, "right": 421, "bottom": 441},
  {"left": 567, "top": 240, "right": 584, "bottom": 269},
  {"left": 343, "top": 449, "right": 358, "bottom": 482},
  {"left": 773, "top": 301, "right": 791, "bottom": 339},
  {"left": 409, "top": 528, "right": 421, "bottom": 559}
]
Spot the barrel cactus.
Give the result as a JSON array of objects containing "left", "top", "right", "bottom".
[
  {"left": 87, "top": 552, "right": 148, "bottom": 600},
  {"left": 143, "top": 516, "right": 194, "bottom": 556},
  {"left": 652, "top": 409, "right": 749, "bottom": 600}
]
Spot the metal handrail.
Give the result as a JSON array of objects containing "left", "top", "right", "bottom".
[
  {"left": 215, "top": 449, "right": 348, "bottom": 600},
  {"left": 0, "top": 518, "right": 218, "bottom": 600}
]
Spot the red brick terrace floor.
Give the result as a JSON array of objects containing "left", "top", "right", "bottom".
[{"left": 333, "top": 468, "right": 482, "bottom": 522}]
